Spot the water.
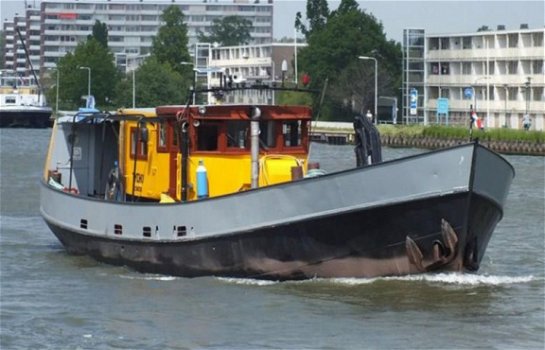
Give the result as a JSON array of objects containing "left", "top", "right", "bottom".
[{"left": 1, "top": 129, "right": 543, "bottom": 349}]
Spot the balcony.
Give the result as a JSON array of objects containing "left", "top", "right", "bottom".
[
  {"left": 427, "top": 98, "right": 543, "bottom": 113},
  {"left": 427, "top": 74, "right": 544, "bottom": 87},
  {"left": 427, "top": 46, "right": 544, "bottom": 61}
]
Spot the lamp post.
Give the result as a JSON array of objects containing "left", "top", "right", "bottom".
[
  {"left": 524, "top": 77, "right": 531, "bottom": 117},
  {"left": 180, "top": 61, "right": 195, "bottom": 104},
  {"left": 79, "top": 66, "right": 91, "bottom": 98},
  {"left": 472, "top": 76, "right": 489, "bottom": 116},
  {"left": 48, "top": 67, "right": 59, "bottom": 117},
  {"left": 358, "top": 56, "right": 378, "bottom": 123},
  {"left": 503, "top": 84, "right": 508, "bottom": 127}
]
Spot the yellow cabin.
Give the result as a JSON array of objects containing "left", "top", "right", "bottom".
[{"left": 117, "top": 104, "right": 313, "bottom": 202}]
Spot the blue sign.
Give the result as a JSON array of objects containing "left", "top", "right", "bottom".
[
  {"left": 410, "top": 88, "right": 418, "bottom": 115},
  {"left": 464, "top": 87, "right": 473, "bottom": 99},
  {"left": 437, "top": 97, "right": 449, "bottom": 114}
]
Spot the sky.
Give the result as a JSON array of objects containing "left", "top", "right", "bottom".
[{"left": 1, "top": 0, "right": 543, "bottom": 42}]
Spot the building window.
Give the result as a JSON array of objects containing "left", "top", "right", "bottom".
[
  {"left": 440, "top": 37, "right": 450, "bottom": 50},
  {"left": 533, "top": 60, "right": 544, "bottom": 75},
  {"left": 508, "top": 33, "right": 518, "bottom": 48},
  {"left": 533, "top": 87, "right": 544, "bottom": 101},
  {"left": 462, "top": 62, "right": 471, "bottom": 75},
  {"left": 462, "top": 37, "right": 471, "bottom": 49},
  {"left": 533, "top": 32, "right": 544, "bottom": 47},
  {"left": 440, "top": 62, "right": 450, "bottom": 75},
  {"left": 507, "top": 61, "right": 518, "bottom": 74},
  {"left": 508, "top": 87, "right": 517, "bottom": 101}
]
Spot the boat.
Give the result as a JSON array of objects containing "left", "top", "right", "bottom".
[
  {"left": 0, "top": 70, "right": 53, "bottom": 128},
  {"left": 39, "top": 86, "right": 515, "bottom": 280}
]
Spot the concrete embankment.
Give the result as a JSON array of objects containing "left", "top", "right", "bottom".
[
  {"left": 382, "top": 136, "right": 545, "bottom": 156},
  {"left": 310, "top": 122, "right": 545, "bottom": 156}
]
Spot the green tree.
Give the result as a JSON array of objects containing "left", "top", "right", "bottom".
[
  {"left": 198, "top": 16, "right": 252, "bottom": 46},
  {"left": 113, "top": 56, "right": 189, "bottom": 107},
  {"left": 152, "top": 5, "right": 192, "bottom": 76},
  {"left": 295, "top": 0, "right": 330, "bottom": 38},
  {"left": 296, "top": 0, "right": 402, "bottom": 121},
  {"left": 47, "top": 39, "right": 119, "bottom": 110},
  {"left": 87, "top": 20, "right": 108, "bottom": 48}
]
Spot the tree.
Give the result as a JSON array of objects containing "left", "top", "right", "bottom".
[
  {"left": 295, "top": 0, "right": 402, "bottom": 121},
  {"left": 87, "top": 20, "right": 108, "bottom": 48},
  {"left": 198, "top": 16, "right": 252, "bottom": 46},
  {"left": 47, "top": 39, "right": 119, "bottom": 110},
  {"left": 295, "top": 0, "right": 330, "bottom": 38},
  {"left": 113, "top": 56, "right": 189, "bottom": 107},
  {"left": 152, "top": 5, "right": 192, "bottom": 76}
]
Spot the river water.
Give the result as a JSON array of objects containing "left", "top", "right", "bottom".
[{"left": 1, "top": 129, "right": 543, "bottom": 349}]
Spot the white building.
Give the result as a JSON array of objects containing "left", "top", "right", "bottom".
[
  {"left": 206, "top": 43, "right": 304, "bottom": 104},
  {"left": 2, "top": 8, "right": 41, "bottom": 76},
  {"left": 2, "top": 0, "right": 274, "bottom": 76},
  {"left": 425, "top": 26, "right": 544, "bottom": 130}
]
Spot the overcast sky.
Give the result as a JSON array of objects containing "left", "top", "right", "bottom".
[{"left": 1, "top": 0, "right": 543, "bottom": 42}]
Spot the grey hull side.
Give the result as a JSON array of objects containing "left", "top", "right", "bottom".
[{"left": 40, "top": 143, "right": 514, "bottom": 279}]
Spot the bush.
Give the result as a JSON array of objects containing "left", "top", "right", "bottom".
[{"left": 377, "top": 125, "right": 544, "bottom": 143}]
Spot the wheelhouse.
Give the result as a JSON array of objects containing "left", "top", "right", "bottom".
[{"left": 119, "top": 104, "right": 313, "bottom": 202}]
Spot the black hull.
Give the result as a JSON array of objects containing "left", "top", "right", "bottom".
[
  {"left": 44, "top": 192, "right": 502, "bottom": 280},
  {"left": 0, "top": 110, "right": 52, "bottom": 128}
]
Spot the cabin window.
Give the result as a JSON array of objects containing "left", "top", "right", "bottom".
[
  {"left": 226, "top": 121, "right": 249, "bottom": 149},
  {"left": 282, "top": 121, "right": 302, "bottom": 147},
  {"left": 80, "top": 219, "right": 88, "bottom": 229},
  {"left": 130, "top": 127, "right": 148, "bottom": 159},
  {"left": 177, "top": 226, "right": 187, "bottom": 237},
  {"left": 114, "top": 224, "right": 123, "bottom": 235},
  {"left": 143, "top": 226, "right": 152, "bottom": 237},
  {"left": 259, "top": 121, "right": 277, "bottom": 148},
  {"left": 5, "top": 96, "right": 16, "bottom": 104},
  {"left": 196, "top": 123, "right": 219, "bottom": 151},
  {"left": 157, "top": 121, "right": 168, "bottom": 152}
]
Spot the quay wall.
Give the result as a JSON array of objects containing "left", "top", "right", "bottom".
[{"left": 310, "top": 124, "right": 545, "bottom": 156}]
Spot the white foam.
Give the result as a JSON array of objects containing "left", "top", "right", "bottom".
[
  {"left": 117, "top": 274, "right": 178, "bottom": 281},
  {"left": 327, "top": 273, "right": 536, "bottom": 286},
  {"left": 216, "top": 277, "right": 279, "bottom": 286},
  {"left": 217, "top": 273, "right": 536, "bottom": 287}
]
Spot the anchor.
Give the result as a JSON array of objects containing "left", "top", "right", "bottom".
[{"left": 406, "top": 219, "right": 459, "bottom": 272}]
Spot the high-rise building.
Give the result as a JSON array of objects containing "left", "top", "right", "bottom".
[
  {"left": 1, "top": 10, "right": 41, "bottom": 76},
  {"left": 2, "top": 0, "right": 274, "bottom": 76}
]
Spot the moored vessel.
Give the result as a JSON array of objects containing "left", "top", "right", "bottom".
[{"left": 0, "top": 70, "right": 52, "bottom": 128}]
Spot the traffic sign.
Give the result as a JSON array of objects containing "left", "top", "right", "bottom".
[{"left": 410, "top": 88, "right": 418, "bottom": 115}]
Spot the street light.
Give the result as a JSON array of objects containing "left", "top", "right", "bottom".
[
  {"left": 358, "top": 56, "right": 378, "bottom": 123},
  {"left": 180, "top": 61, "right": 195, "bottom": 104},
  {"left": 524, "top": 77, "right": 531, "bottom": 117},
  {"left": 79, "top": 66, "right": 91, "bottom": 98},
  {"left": 472, "top": 76, "right": 489, "bottom": 115},
  {"left": 127, "top": 54, "right": 150, "bottom": 108},
  {"left": 48, "top": 67, "right": 59, "bottom": 117}
]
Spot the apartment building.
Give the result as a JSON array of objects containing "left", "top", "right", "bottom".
[
  {"left": 205, "top": 43, "right": 307, "bottom": 103},
  {"left": 2, "top": 8, "right": 42, "bottom": 76},
  {"left": 40, "top": 0, "right": 273, "bottom": 71},
  {"left": 425, "top": 26, "right": 544, "bottom": 130},
  {"left": 2, "top": 0, "right": 274, "bottom": 75}
]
